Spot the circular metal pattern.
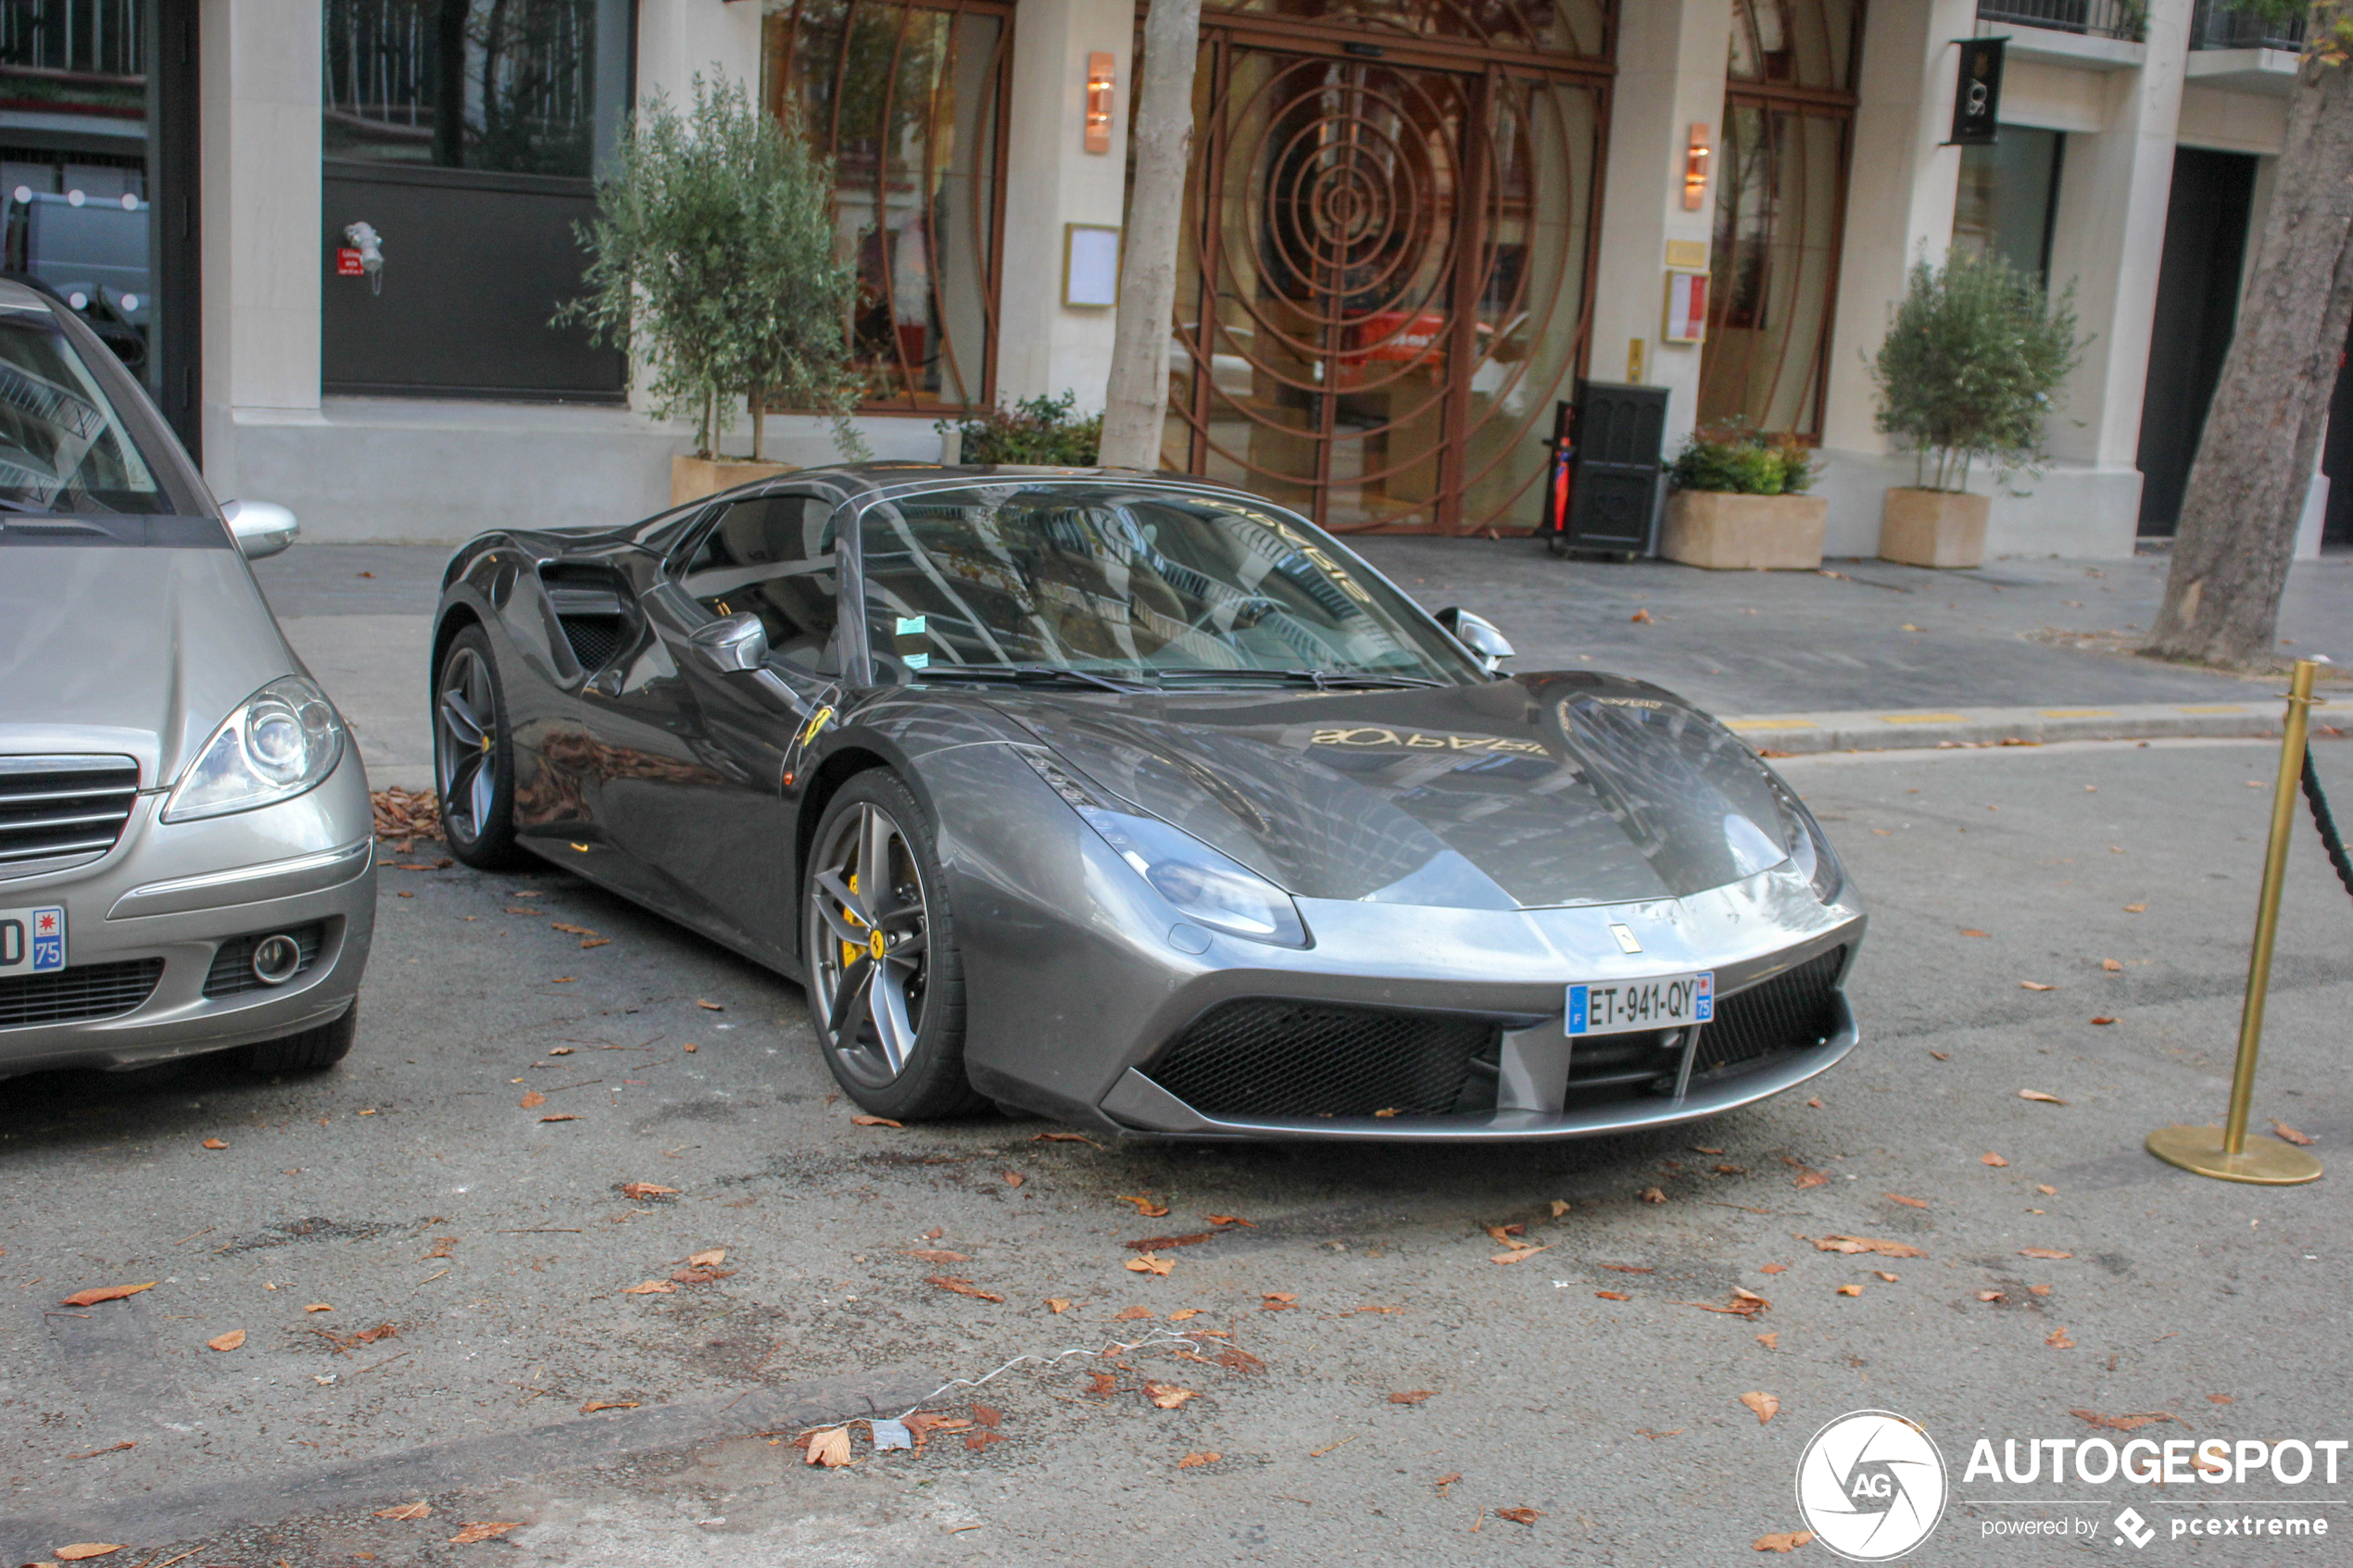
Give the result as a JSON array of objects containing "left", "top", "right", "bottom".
[
  {"left": 434, "top": 645, "right": 501, "bottom": 848},
  {"left": 807, "top": 801, "right": 933, "bottom": 1088}
]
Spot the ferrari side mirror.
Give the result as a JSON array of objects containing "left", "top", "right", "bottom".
[
  {"left": 1435, "top": 607, "right": 1514, "bottom": 674},
  {"left": 689, "top": 611, "right": 770, "bottom": 673}
]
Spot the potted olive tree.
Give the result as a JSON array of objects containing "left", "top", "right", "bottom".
[
  {"left": 1658, "top": 420, "right": 1824, "bottom": 571},
  {"left": 1869, "top": 250, "right": 2083, "bottom": 568},
  {"left": 561, "top": 76, "right": 864, "bottom": 506}
]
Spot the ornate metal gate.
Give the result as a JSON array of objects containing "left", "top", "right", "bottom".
[{"left": 1168, "top": 23, "right": 1606, "bottom": 534}]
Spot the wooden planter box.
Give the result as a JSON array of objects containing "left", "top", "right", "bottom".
[
  {"left": 1879, "top": 487, "right": 1989, "bottom": 568},
  {"left": 1659, "top": 490, "right": 1827, "bottom": 571},
  {"left": 672, "top": 455, "right": 798, "bottom": 508}
]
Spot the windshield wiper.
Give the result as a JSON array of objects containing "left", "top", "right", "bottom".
[
  {"left": 912, "top": 663, "right": 1153, "bottom": 695},
  {"left": 1153, "top": 667, "right": 1449, "bottom": 690}
]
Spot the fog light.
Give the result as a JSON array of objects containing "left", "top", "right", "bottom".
[{"left": 250, "top": 934, "right": 302, "bottom": 986}]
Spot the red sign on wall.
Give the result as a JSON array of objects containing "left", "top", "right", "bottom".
[{"left": 335, "top": 247, "right": 367, "bottom": 277}]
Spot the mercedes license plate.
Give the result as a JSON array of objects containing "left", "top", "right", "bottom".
[
  {"left": 1567, "top": 972, "right": 1711, "bottom": 1037},
  {"left": 0, "top": 906, "right": 65, "bottom": 975}
]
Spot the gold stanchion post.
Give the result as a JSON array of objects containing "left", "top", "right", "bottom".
[{"left": 2146, "top": 659, "right": 2324, "bottom": 1185}]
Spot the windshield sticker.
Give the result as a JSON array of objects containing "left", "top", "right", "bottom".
[
  {"left": 896, "top": 615, "right": 927, "bottom": 636},
  {"left": 905, "top": 652, "right": 931, "bottom": 670}
]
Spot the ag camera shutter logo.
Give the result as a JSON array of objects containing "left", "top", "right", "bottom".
[{"left": 1795, "top": 1410, "right": 1949, "bottom": 1561}]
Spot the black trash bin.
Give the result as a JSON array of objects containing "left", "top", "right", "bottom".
[{"left": 1543, "top": 380, "right": 1668, "bottom": 558}]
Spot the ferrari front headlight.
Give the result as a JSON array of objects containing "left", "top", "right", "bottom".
[
  {"left": 1767, "top": 773, "right": 1843, "bottom": 904},
  {"left": 162, "top": 675, "right": 346, "bottom": 822},
  {"left": 1013, "top": 745, "right": 1310, "bottom": 947}
]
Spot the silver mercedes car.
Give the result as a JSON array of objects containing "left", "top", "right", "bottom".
[{"left": 0, "top": 279, "right": 374, "bottom": 1079}]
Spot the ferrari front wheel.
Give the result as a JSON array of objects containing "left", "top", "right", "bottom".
[{"left": 803, "top": 771, "right": 982, "bottom": 1118}]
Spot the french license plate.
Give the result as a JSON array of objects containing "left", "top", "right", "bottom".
[
  {"left": 0, "top": 906, "right": 65, "bottom": 976},
  {"left": 1567, "top": 971, "right": 1712, "bottom": 1037}
]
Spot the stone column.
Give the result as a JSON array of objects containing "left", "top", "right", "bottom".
[
  {"left": 1587, "top": 0, "right": 1732, "bottom": 455},
  {"left": 996, "top": 0, "right": 1134, "bottom": 412}
]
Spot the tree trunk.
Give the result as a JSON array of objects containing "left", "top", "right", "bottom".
[
  {"left": 1096, "top": 0, "right": 1204, "bottom": 471},
  {"left": 2146, "top": 38, "right": 2353, "bottom": 666},
  {"left": 751, "top": 384, "right": 765, "bottom": 462}
]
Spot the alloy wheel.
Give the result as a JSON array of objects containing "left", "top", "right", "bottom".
[
  {"left": 434, "top": 645, "right": 501, "bottom": 847},
  {"left": 808, "top": 801, "right": 931, "bottom": 1087}
]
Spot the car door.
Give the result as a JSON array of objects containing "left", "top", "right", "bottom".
[{"left": 580, "top": 488, "right": 847, "bottom": 967}]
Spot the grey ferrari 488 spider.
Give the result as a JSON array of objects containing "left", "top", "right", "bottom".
[{"left": 429, "top": 466, "right": 1863, "bottom": 1140}]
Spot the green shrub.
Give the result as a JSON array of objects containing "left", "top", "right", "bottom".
[
  {"left": 1668, "top": 420, "right": 1816, "bottom": 495},
  {"left": 944, "top": 391, "right": 1102, "bottom": 466},
  {"left": 1869, "top": 248, "right": 2085, "bottom": 493}
]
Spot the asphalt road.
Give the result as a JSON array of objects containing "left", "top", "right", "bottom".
[{"left": 5, "top": 738, "right": 2350, "bottom": 1564}]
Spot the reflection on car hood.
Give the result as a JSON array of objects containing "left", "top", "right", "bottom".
[
  {"left": 0, "top": 545, "right": 298, "bottom": 784},
  {"left": 990, "top": 672, "right": 1801, "bottom": 909}
]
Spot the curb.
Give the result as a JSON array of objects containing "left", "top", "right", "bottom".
[{"left": 1721, "top": 701, "right": 2304, "bottom": 757}]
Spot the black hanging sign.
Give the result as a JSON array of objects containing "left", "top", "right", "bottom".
[{"left": 1950, "top": 38, "right": 2005, "bottom": 146}]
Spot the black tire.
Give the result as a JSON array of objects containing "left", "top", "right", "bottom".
[
  {"left": 802, "top": 771, "right": 985, "bottom": 1119},
  {"left": 433, "top": 624, "right": 528, "bottom": 870},
  {"left": 242, "top": 999, "right": 359, "bottom": 1074}
]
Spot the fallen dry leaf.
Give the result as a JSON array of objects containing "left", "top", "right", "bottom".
[
  {"left": 670, "top": 1264, "right": 733, "bottom": 1285},
  {"left": 1047, "top": 1298, "right": 1072, "bottom": 1313},
  {"left": 1883, "top": 1194, "right": 1928, "bottom": 1210},
  {"left": 1629, "top": 608, "right": 1652, "bottom": 623},
  {"left": 1638, "top": 1186, "right": 1667, "bottom": 1204},
  {"left": 903, "top": 1248, "right": 972, "bottom": 1263},
  {"left": 1959, "top": 928, "right": 1988, "bottom": 938},
  {"left": 1126, "top": 1252, "right": 1174, "bottom": 1276},
  {"left": 2046, "top": 1326, "right": 2075, "bottom": 1349},
  {"left": 1125, "top": 1232, "right": 1218, "bottom": 1251},
  {"left": 1143, "top": 1382, "right": 1197, "bottom": 1409},
  {"left": 619, "top": 1183, "right": 675, "bottom": 1201},
  {"left": 850, "top": 1114, "right": 902, "bottom": 1128},
  {"left": 1740, "top": 1391, "right": 1780, "bottom": 1424},
  {"left": 682, "top": 1248, "right": 726, "bottom": 1269},
  {"left": 206, "top": 1328, "right": 245, "bottom": 1352},
  {"left": 1262, "top": 1291, "right": 1299, "bottom": 1309},
  {"left": 1792, "top": 1169, "right": 1829, "bottom": 1190},
  {"left": 2090, "top": 1016, "right": 2118, "bottom": 1025},
  {"left": 2125, "top": 902, "right": 2146, "bottom": 912},
  {"left": 1116, "top": 1195, "right": 1171, "bottom": 1218},
  {"left": 1434, "top": 1472, "right": 1462, "bottom": 1496},
  {"left": 1836, "top": 1284, "right": 1863, "bottom": 1297},
  {"left": 2019, "top": 981, "right": 2056, "bottom": 992},
  {"left": 539, "top": 1113, "right": 577, "bottom": 1123},
  {"left": 972, "top": 1402, "right": 1002, "bottom": 1427},
  {"left": 1168, "top": 1308, "right": 1201, "bottom": 1322},
  {"left": 304, "top": 1301, "right": 333, "bottom": 1313},
  {"left": 2031, "top": 1285, "right": 2051, "bottom": 1296},
  {"left": 2272, "top": 1120, "right": 2314, "bottom": 1146},
  {"left": 1490, "top": 1245, "right": 1551, "bottom": 1265},
  {"left": 1178, "top": 1450, "right": 1221, "bottom": 1468},
  {"left": 1982, "top": 1152, "right": 2009, "bottom": 1167},
  {"left": 1032, "top": 1131, "right": 1100, "bottom": 1145},
  {"left": 1114, "top": 1305, "right": 1155, "bottom": 1321},
  {"left": 1494, "top": 1508, "right": 1541, "bottom": 1526},
  {"left": 2019, "top": 1088, "right": 2068, "bottom": 1104},
  {"left": 1810, "top": 1236, "right": 1925, "bottom": 1259},
  {"left": 623, "top": 1279, "right": 676, "bottom": 1295},
  {"left": 1759, "top": 1263, "right": 1788, "bottom": 1275},
  {"left": 202, "top": 1137, "right": 227, "bottom": 1149},
  {"left": 2102, "top": 958, "right": 2123, "bottom": 972},
  {"left": 1087, "top": 1371, "right": 1118, "bottom": 1396},
  {"left": 927, "top": 1275, "right": 1006, "bottom": 1303},
  {"left": 1874, "top": 1271, "right": 1899, "bottom": 1284},
  {"left": 1388, "top": 1389, "right": 1434, "bottom": 1405},
  {"left": 580, "top": 937, "right": 610, "bottom": 948},
  {"left": 1680, "top": 1288, "right": 1769, "bottom": 1318},
  {"left": 2073, "top": 1409, "right": 2179, "bottom": 1432},
  {"left": 1755, "top": 1332, "right": 1779, "bottom": 1349},
  {"left": 1595, "top": 1290, "right": 1631, "bottom": 1301},
  {"left": 579, "top": 1399, "right": 638, "bottom": 1413},
  {"left": 1754, "top": 1530, "right": 1816, "bottom": 1553},
  {"left": 2019, "top": 1248, "right": 2073, "bottom": 1260},
  {"left": 1930, "top": 1049, "right": 1951, "bottom": 1060},
  {"left": 2209, "top": 1394, "right": 2234, "bottom": 1404},
  {"left": 2037, "top": 1184, "right": 2057, "bottom": 1196},
  {"left": 1483, "top": 1223, "right": 1526, "bottom": 1243},
  {"left": 694, "top": 998, "right": 724, "bottom": 1010},
  {"left": 1978, "top": 1290, "right": 2004, "bottom": 1302},
  {"left": 1204, "top": 1213, "right": 1253, "bottom": 1227},
  {"left": 1599, "top": 1263, "right": 1655, "bottom": 1274},
  {"left": 375, "top": 1501, "right": 432, "bottom": 1520},
  {"left": 550, "top": 922, "right": 596, "bottom": 936},
  {"left": 448, "top": 1523, "right": 523, "bottom": 1544},
  {"left": 54, "top": 1547, "right": 124, "bottom": 1561},
  {"left": 1216, "top": 1348, "right": 1265, "bottom": 1375},
  {"left": 1550, "top": 1198, "right": 1572, "bottom": 1217},
  {"left": 58, "top": 1282, "right": 154, "bottom": 1309},
  {"left": 1002, "top": 1171, "right": 1025, "bottom": 1187},
  {"left": 804, "top": 1426, "right": 852, "bottom": 1467},
  {"left": 519, "top": 1090, "right": 546, "bottom": 1110}
]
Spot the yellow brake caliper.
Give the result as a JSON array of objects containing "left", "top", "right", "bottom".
[{"left": 839, "top": 871, "right": 865, "bottom": 971}]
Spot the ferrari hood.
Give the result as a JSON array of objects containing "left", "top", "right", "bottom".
[
  {"left": 991, "top": 672, "right": 1805, "bottom": 910},
  {"left": 0, "top": 542, "right": 300, "bottom": 786}
]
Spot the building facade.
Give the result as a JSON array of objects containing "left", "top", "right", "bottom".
[{"left": 31, "top": 0, "right": 2341, "bottom": 554}]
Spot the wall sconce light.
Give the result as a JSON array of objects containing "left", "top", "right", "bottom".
[
  {"left": 1683, "top": 122, "right": 1712, "bottom": 210},
  {"left": 1085, "top": 52, "right": 1115, "bottom": 154}
]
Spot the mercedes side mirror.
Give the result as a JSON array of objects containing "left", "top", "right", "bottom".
[
  {"left": 689, "top": 611, "right": 770, "bottom": 674},
  {"left": 1435, "top": 607, "right": 1514, "bottom": 674},
  {"left": 220, "top": 499, "right": 298, "bottom": 560}
]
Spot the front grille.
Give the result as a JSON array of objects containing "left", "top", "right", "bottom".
[
  {"left": 0, "top": 958, "right": 164, "bottom": 1027},
  {"left": 0, "top": 754, "right": 139, "bottom": 875},
  {"left": 204, "top": 922, "right": 328, "bottom": 998},
  {"left": 1143, "top": 998, "right": 1499, "bottom": 1119},
  {"left": 1694, "top": 947, "right": 1846, "bottom": 1075}
]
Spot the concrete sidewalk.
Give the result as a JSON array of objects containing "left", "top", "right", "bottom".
[{"left": 251, "top": 541, "right": 2353, "bottom": 788}]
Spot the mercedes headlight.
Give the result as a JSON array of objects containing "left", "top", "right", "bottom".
[
  {"left": 1013, "top": 745, "right": 1309, "bottom": 947},
  {"left": 162, "top": 675, "right": 346, "bottom": 822}
]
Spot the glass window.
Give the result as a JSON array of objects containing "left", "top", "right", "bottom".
[
  {"left": 853, "top": 482, "right": 1482, "bottom": 683},
  {"left": 680, "top": 495, "right": 843, "bottom": 674},
  {"left": 321, "top": 0, "right": 634, "bottom": 178},
  {"left": 1727, "top": 0, "right": 1856, "bottom": 92},
  {"left": 0, "top": 303, "right": 171, "bottom": 513},
  {"left": 762, "top": 0, "right": 1007, "bottom": 411},
  {"left": 1700, "top": 104, "right": 1848, "bottom": 436},
  {"left": 1953, "top": 129, "right": 2065, "bottom": 286},
  {"left": 1203, "top": 0, "right": 1608, "bottom": 61}
]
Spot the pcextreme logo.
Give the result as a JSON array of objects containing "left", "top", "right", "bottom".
[{"left": 1795, "top": 1410, "right": 1951, "bottom": 1561}]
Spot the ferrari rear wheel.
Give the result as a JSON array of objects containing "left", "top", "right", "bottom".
[
  {"left": 803, "top": 771, "right": 982, "bottom": 1118},
  {"left": 434, "top": 625, "right": 526, "bottom": 870}
]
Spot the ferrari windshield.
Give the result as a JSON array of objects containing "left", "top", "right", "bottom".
[
  {"left": 854, "top": 482, "right": 1482, "bottom": 684},
  {"left": 0, "top": 308, "right": 169, "bottom": 514}
]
